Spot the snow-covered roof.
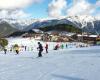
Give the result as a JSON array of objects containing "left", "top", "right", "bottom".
[
  {"left": 32, "top": 29, "right": 43, "bottom": 33},
  {"left": 89, "top": 35, "right": 98, "bottom": 37},
  {"left": 77, "top": 34, "right": 98, "bottom": 37}
]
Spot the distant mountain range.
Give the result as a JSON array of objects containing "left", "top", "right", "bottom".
[
  {"left": 0, "top": 21, "right": 18, "bottom": 37},
  {"left": 0, "top": 15, "right": 100, "bottom": 37}
]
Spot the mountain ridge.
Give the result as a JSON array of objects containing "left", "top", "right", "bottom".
[{"left": 0, "top": 15, "right": 99, "bottom": 36}]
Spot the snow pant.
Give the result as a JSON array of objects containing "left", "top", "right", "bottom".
[
  {"left": 38, "top": 50, "right": 43, "bottom": 57},
  {"left": 46, "top": 48, "right": 48, "bottom": 53},
  {"left": 54, "top": 47, "right": 58, "bottom": 50},
  {"left": 4, "top": 49, "right": 7, "bottom": 54},
  {"left": 4, "top": 51, "right": 7, "bottom": 54},
  {"left": 16, "top": 50, "right": 19, "bottom": 54}
]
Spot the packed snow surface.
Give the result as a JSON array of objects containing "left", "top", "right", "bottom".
[{"left": 0, "top": 38, "right": 100, "bottom": 80}]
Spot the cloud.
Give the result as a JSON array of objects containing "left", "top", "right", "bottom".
[
  {"left": 96, "top": 0, "right": 100, "bottom": 6},
  {"left": 48, "top": 0, "right": 100, "bottom": 18},
  {"left": 67, "top": 0, "right": 93, "bottom": 16},
  {"left": 0, "top": 0, "right": 43, "bottom": 19},
  {"left": 0, "top": 0, "right": 42, "bottom": 9},
  {"left": 48, "top": 0, "right": 67, "bottom": 18},
  {"left": 0, "top": 10, "right": 31, "bottom": 19},
  {"left": 67, "top": 0, "right": 100, "bottom": 16},
  {"left": 95, "top": 13, "right": 100, "bottom": 20}
]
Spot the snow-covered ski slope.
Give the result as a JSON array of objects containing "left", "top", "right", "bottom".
[
  {"left": 0, "top": 38, "right": 100, "bottom": 80},
  {"left": 6, "top": 37, "right": 88, "bottom": 51}
]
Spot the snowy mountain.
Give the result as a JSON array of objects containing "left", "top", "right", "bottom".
[
  {"left": 0, "top": 21, "right": 18, "bottom": 37},
  {"left": 24, "top": 15, "right": 100, "bottom": 34},
  {"left": 0, "top": 15, "right": 100, "bottom": 36},
  {"left": 66, "top": 15, "right": 100, "bottom": 34},
  {"left": 23, "top": 19, "right": 80, "bottom": 31},
  {"left": 0, "top": 18, "right": 38, "bottom": 30}
]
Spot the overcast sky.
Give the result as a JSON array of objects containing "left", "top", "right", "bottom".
[{"left": 0, "top": 0, "right": 99, "bottom": 19}]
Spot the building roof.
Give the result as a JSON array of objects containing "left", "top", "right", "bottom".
[{"left": 31, "top": 29, "right": 44, "bottom": 33}]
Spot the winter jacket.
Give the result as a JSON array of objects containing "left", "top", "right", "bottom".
[{"left": 38, "top": 44, "right": 43, "bottom": 51}]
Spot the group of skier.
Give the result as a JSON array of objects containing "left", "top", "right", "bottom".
[
  {"left": 37, "top": 42, "right": 49, "bottom": 57},
  {"left": 2, "top": 42, "right": 68, "bottom": 57},
  {"left": 37, "top": 42, "right": 66, "bottom": 57}
]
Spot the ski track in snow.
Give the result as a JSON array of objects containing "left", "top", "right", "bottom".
[{"left": 0, "top": 46, "right": 100, "bottom": 80}]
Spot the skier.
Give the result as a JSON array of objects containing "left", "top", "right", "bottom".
[
  {"left": 10, "top": 46, "right": 13, "bottom": 52},
  {"left": 25, "top": 46, "right": 27, "bottom": 51},
  {"left": 54, "top": 44, "right": 59, "bottom": 50},
  {"left": 45, "top": 43, "right": 48, "bottom": 53},
  {"left": 4, "top": 48, "right": 7, "bottom": 54},
  {"left": 66, "top": 44, "right": 68, "bottom": 48},
  {"left": 14, "top": 45, "right": 19, "bottom": 54},
  {"left": 61, "top": 44, "right": 64, "bottom": 49},
  {"left": 37, "top": 42, "right": 43, "bottom": 57}
]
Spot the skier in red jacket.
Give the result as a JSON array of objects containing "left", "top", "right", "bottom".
[{"left": 45, "top": 43, "right": 48, "bottom": 53}]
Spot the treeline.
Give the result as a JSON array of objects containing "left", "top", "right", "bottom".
[{"left": 39, "top": 24, "right": 82, "bottom": 33}]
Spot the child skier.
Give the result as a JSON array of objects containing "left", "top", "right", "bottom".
[{"left": 45, "top": 43, "right": 48, "bottom": 53}]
